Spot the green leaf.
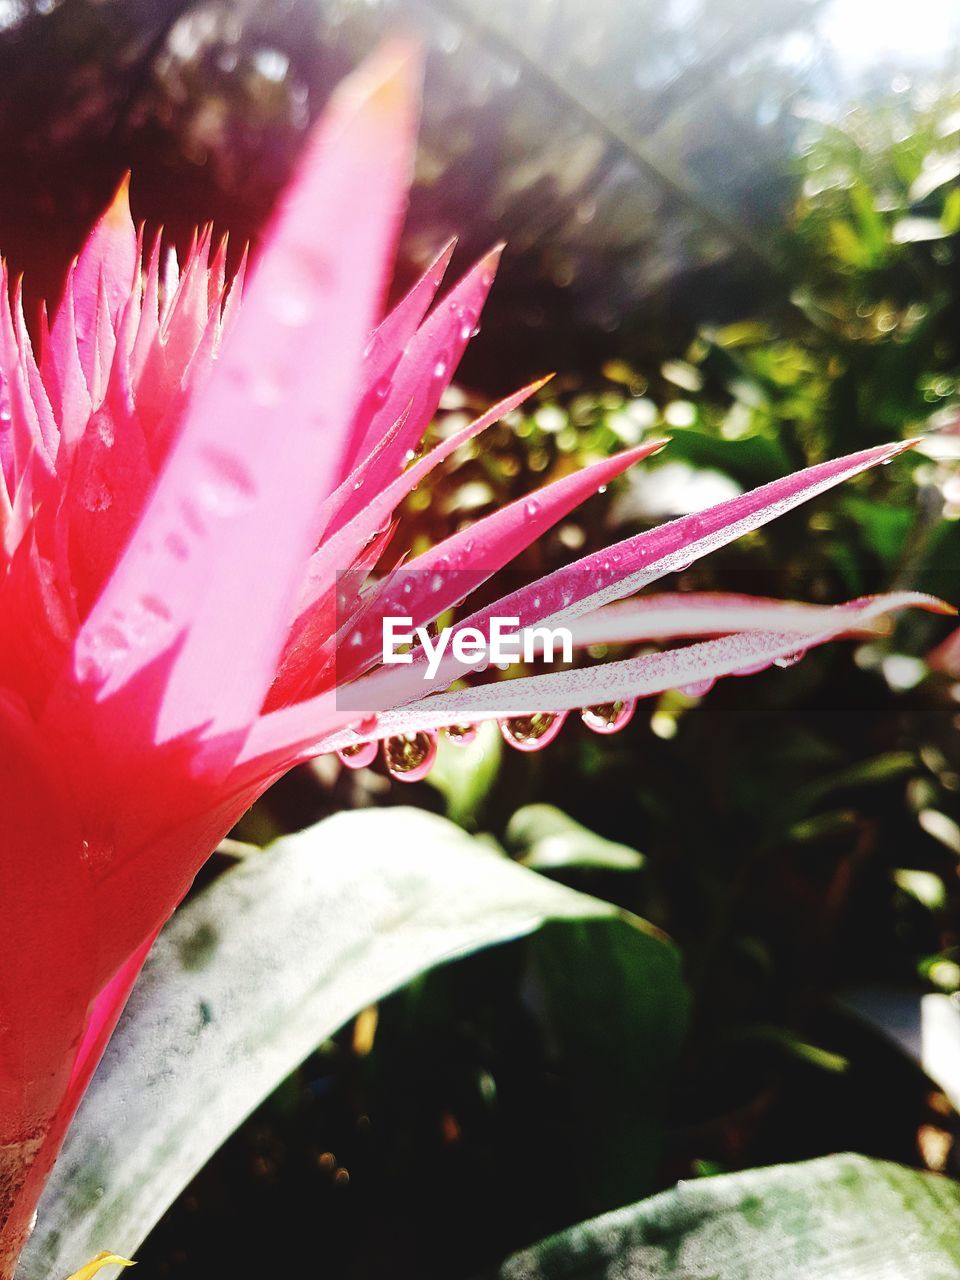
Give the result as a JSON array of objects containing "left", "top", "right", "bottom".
[
  {"left": 19, "top": 808, "right": 679, "bottom": 1280},
  {"left": 508, "top": 803, "right": 646, "bottom": 871},
  {"left": 661, "top": 426, "right": 791, "bottom": 486},
  {"left": 426, "top": 718, "right": 502, "bottom": 824},
  {"left": 530, "top": 919, "right": 688, "bottom": 1212},
  {"left": 491, "top": 1154, "right": 960, "bottom": 1279},
  {"left": 841, "top": 495, "right": 916, "bottom": 562}
]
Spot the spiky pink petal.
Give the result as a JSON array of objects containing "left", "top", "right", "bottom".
[{"left": 69, "top": 44, "right": 420, "bottom": 742}]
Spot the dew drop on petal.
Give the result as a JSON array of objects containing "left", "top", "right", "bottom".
[
  {"left": 195, "top": 446, "right": 257, "bottom": 516},
  {"left": 77, "top": 623, "right": 131, "bottom": 682},
  {"left": 140, "top": 594, "right": 172, "bottom": 621},
  {"left": 773, "top": 648, "right": 808, "bottom": 668},
  {"left": 165, "top": 532, "right": 189, "bottom": 560},
  {"left": 580, "top": 698, "right": 637, "bottom": 734},
  {"left": 272, "top": 285, "right": 313, "bottom": 328},
  {"left": 679, "top": 677, "right": 716, "bottom": 697},
  {"left": 524, "top": 499, "right": 540, "bottom": 518},
  {"left": 383, "top": 730, "right": 438, "bottom": 781},
  {"left": 445, "top": 723, "right": 478, "bottom": 746},
  {"left": 499, "top": 711, "right": 566, "bottom": 752},
  {"left": 251, "top": 373, "right": 283, "bottom": 408},
  {"left": 337, "top": 740, "right": 379, "bottom": 769}
]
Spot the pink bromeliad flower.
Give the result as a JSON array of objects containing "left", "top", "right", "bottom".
[{"left": 0, "top": 43, "right": 950, "bottom": 1278}]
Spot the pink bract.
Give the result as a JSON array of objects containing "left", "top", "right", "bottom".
[{"left": 0, "top": 43, "right": 950, "bottom": 1277}]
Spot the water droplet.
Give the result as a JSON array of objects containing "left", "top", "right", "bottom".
[
  {"left": 165, "top": 532, "right": 189, "bottom": 560},
  {"left": 580, "top": 699, "right": 637, "bottom": 734},
  {"left": 773, "top": 649, "right": 807, "bottom": 669},
  {"left": 524, "top": 499, "right": 540, "bottom": 518},
  {"left": 140, "top": 594, "right": 172, "bottom": 620},
  {"left": 251, "top": 373, "right": 282, "bottom": 407},
  {"left": 79, "top": 479, "right": 113, "bottom": 513},
  {"left": 499, "top": 711, "right": 566, "bottom": 752},
  {"left": 383, "top": 730, "right": 438, "bottom": 781},
  {"left": 597, "top": 484, "right": 607, "bottom": 495},
  {"left": 196, "top": 446, "right": 257, "bottom": 516},
  {"left": 337, "top": 740, "right": 378, "bottom": 769},
  {"left": 272, "top": 286, "right": 313, "bottom": 327},
  {"left": 433, "top": 358, "right": 448, "bottom": 379},
  {"left": 445, "top": 723, "right": 478, "bottom": 746},
  {"left": 77, "top": 622, "right": 131, "bottom": 682},
  {"left": 679, "top": 677, "right": 715, "bottom": 697}
]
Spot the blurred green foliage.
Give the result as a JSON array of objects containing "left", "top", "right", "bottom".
[{"left": 378, "top": 68, "right": 960, "bottom": 1197}]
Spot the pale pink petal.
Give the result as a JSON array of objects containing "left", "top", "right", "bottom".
[
  {"left": 565, "top": 591, "right": 896, "bottom": 647},
  {"left": 306, "top": 592, "right": 952, "bottom": 753},
  {"left": 67, "top": 44, "right": 421, "bottom": 742}
]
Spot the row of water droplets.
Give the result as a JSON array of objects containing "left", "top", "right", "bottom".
[
  {"left": 336, "top": 645, "right": 809, "bottom": 782},
  {"left": 337, "top": 699, "right": 637, "bottom": 782}
]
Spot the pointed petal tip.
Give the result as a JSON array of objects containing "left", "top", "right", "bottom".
[
  {"left": 351, "top": 38, "right": 424, "bottom": 117},
  {"left": 105, "top": 171, "right": 132, "bottom": 225},
  {"left": 437, "top": 234, "right": 458, "bottom": 260},
  {"left": 883, "top": 437, "right": 920, "bottom": 459}
]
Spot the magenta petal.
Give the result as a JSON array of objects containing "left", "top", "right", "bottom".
[
  {"left": 338, "top": 238, "right": 457, "bottom": 479},
  {"left": 303, "top": 377, "right": 552, "bottom": 601},
  {"left": 453, "top": 440, "right": 921, "bottom": 638},
  {"left": 335, "top": 438, "right": 667, "bottom": 684},
  {"left": 327, "top": 246, "right": 503, "bottom": 535}
]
